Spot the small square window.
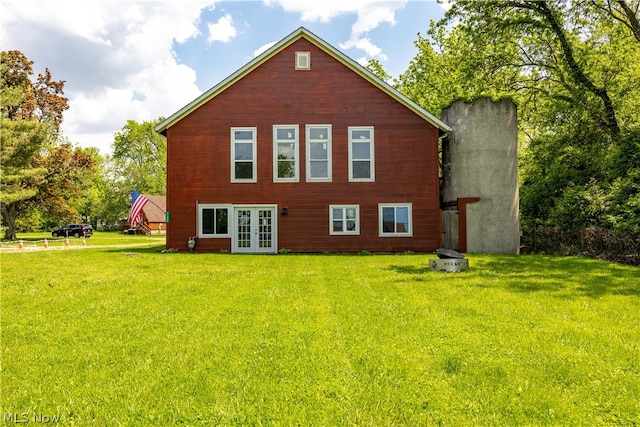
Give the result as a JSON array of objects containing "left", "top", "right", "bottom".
[{"left": 295, "top": 52, "right": 310, "bottom": 70}]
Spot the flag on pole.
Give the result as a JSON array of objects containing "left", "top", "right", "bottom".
[{"left": 129, "top": 190, "right": 149, "bottom": 225}]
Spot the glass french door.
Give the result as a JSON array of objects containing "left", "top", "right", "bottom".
[{"left": 232, "top": 206, "right": 276, "bottom": 253}]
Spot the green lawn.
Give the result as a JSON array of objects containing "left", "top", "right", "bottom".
[
  {"left": 1, "top": 230, "right": 165, "bottom": 249},
  {"left": 1, "top": 234, "right": 639, "bottom": 425}
]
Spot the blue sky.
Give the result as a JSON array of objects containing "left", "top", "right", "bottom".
[{"left": 1, "top": 1, "right": 447, "bottom": 154}]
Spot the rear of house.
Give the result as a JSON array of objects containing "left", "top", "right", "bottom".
[{"left": 157, "top": 28, "right": 450, "bottom": 253}]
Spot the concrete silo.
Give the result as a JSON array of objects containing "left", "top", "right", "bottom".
[{"left": 441, "top": 98, "right": 520, "bottom": 254}]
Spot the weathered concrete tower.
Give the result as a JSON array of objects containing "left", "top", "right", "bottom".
[{"left": 441, "top": 98, "right": 520, "bottom": 254}]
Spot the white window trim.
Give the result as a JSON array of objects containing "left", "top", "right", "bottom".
[
  {"left": 231, "top": 127, "right": 257, "bottom": 183},
  {"left": 198, "top": 204, "right": 232, "bottom": 238},
  {"left": 348, "top": 126, "right": 375, "bottom": 182},
  {"left": 273, "top": 125, "right": 300, "bottom": 182},
  {"left": 306, "top": 124, "right": 332, "bottom": 182},
  {"left": 295, "top": 51, "right": 310, "bottom": 70},
  {"left": 329, "top": 205, "right": 360, "bottom": 235},
  {"left": 378, "top": 203, "right": 413, "bottom": 237}
]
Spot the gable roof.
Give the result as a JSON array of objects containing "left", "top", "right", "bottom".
[
  {"left": 142, "top": 195, "right": 166, "bottom": 223},
  {"left": 155, "top": 27, "right": 451, "bottom": 135}
]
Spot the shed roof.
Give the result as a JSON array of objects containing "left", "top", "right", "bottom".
[{"left": 155, "top": 27, "right": 451, "bottom": 135}]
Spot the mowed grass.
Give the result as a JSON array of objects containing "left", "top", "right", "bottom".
[
  {"left": 1, "top": 230, "right": 165, "bottom": 249},
  {"left": 1, "top": 236, "right": 639, "bottom": 425}
]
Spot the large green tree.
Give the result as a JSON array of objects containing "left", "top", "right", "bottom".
[
  {"left": 112, "top": 118, "right": 167, "bottom": 196},
  {"left": 0, "top": 119, "right": 48, "bottom": 239},
  {"left": 1, "top": 50, "right": 96, "bottom": 239},
  {"left": 396, "top": 0, "right": 639, "bottom": 247},
  {"left": 416, "top": 0, "right": 638, "bottom": 138},
  {"left": 29, "top": 142, "right": 98, "bottom": 225},
  {"left": 79, "top": 154, "right": 130, "bottom": 228}
]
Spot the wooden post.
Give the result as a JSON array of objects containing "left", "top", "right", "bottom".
[{"left": 458, "top": 197, "right": 480, "bottom": 253}]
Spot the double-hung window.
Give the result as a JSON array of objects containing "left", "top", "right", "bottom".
[
  {"left": 306, "top": 125, "right": 332, "bottom": 181},
  {"left": 231, "top": 128, "right": 257, "bottom": 182},
  {"left": 330, "top": 205, "right": 360, "bottom": 235},
  {"left": 198, "top": 205, "right": 230, "bottom": 238},
  {"left": 273, "top": 125, "right": 299, "bottom": 182},
  {"left": 379, "top": 203, "right": 412, "bottom": 237},
  {"left": 348, "top": 127, "right": 374, "bottom": 182}
]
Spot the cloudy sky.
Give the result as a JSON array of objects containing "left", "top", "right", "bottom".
[{"left": 1, "top": 0, "right": 447, "bottom": 154}]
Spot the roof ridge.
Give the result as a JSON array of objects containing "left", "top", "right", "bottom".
[{"left": 155, "top": 27, "right": 451, "bottom": 134}]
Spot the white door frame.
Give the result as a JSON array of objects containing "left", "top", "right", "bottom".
[{"left": 231, "top": 205, "right": 277, "bottom": 254}]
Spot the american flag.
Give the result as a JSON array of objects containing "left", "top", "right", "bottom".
[{"left": 129, "top": 190, "right": 149, "bottom": 225}]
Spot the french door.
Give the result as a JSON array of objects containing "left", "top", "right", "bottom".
[{"left": 232, "top": 206, "right": 276, "bottom": 253}]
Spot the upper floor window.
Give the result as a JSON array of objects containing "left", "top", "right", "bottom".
[
  {"left": 348, "top": 127, "right": 374, "bottom": 182},
  {"left": 273, "top": 125, "right": 299, "bottom": 182},
  {"left": 306, "top": 125, "right": 332, "bottom": 181},
  {"left": 231, "top": 128, "right": 257, "bottom": 182},
  {"left": 379, "top": 203, "right": 412, "bottom": 237}
]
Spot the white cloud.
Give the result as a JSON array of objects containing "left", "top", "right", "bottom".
[
  {"left": 0, "top": 0, "right": 214, "bottom": 154},
  {"left": 264, "top": 0, "right": 406, "bottom": 60},
  {"left": 340, "top": 37, "right": 388, "bottom": 61},
  {"left": 355, "top": 56, "right": 369, "bottom": 67},
  {"left": 254, "top": 41, "right": 277, "bottom": 57},
  {"left": 207, "top": 14, "right": 237, "bottom": 43},
  {"left": 438, "top": 0, "right": 453, "bottom": 12}
]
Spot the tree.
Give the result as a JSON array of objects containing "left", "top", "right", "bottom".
[
  {"left": 439, "top": 0, "right": 634, "bottom": 140},
  {"left": 1, "top": 50, "right": 68, "bottom": 132},
  {"left": 29, "top": 142, "right": 97, "bottom": 226},
  {"left": 396, "top": 1, "right": 639, "bottom": 251},
  {"left": 79, "top": 154, "right": 130, "bottom": 227},
  {"left": 0, "top": 119, "right": 48, "bottom": 239},
  {"left": 0, "top": 50, "right": 92, "bottom": 240},
  {"left": 589, "top": 0, "right": 640, "bottom": 43},
  {"left": 112, "top": 118, "right": 167, "bottom": 196},
  {"left": 365, "top": 59, "right": 392, "bottom": 83},
  {"left": 396, "top": 23, "right": 516, "bottom": 116}
]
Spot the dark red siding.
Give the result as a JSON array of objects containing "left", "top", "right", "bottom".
[{"left": 166, "top": 37, "right": 441, "bottom": 252}]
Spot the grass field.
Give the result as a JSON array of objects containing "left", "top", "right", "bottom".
[{"left": 1, "top": 232, "right": 639, "bottom": 425}]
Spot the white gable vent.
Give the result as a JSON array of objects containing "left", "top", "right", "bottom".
[{"left": 295, "top": 51, "right": 310, "bottom": 70}]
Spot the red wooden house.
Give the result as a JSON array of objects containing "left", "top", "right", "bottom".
[{"left": 156, "top": 27, "right": 451, "bottom": 253}]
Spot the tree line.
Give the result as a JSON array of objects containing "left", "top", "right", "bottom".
[
  {"left": 386, "top": 0, "right": 639, "bottom": 258},
  {"left": 0, "top": 50, "right": 165, "bottom": 240},
  {"left": 2, "top": 0, "right": 639, "bottom": 258}
]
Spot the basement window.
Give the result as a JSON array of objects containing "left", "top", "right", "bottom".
[{"left": 295, "top": 51, "right": 310, "bottom": 70}]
